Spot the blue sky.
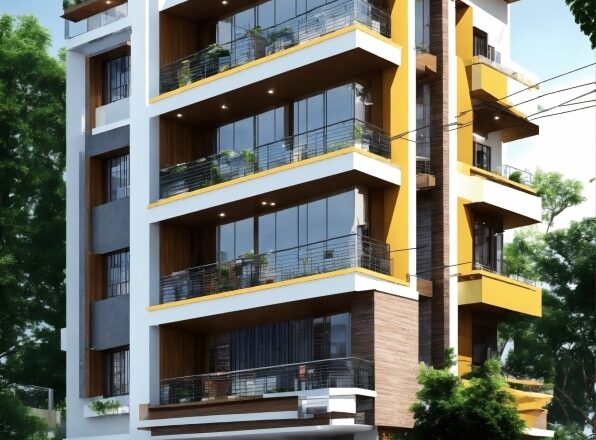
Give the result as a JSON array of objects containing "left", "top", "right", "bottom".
[{"left": 1, "top": 0, "right": 594, "bottom": 227}]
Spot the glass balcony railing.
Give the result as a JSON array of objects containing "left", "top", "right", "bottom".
[
  {"left": 160, "top": 357, "right": 374, "bottom": 404},
  {"left": 65, "top": 3, "right": 128, "bottom": 39},
  {"left": 160, "top": 234, "right": 392, "bottom": 304},
  {"left": 159, "top": 0, "right": 391, "bottom": 93},
  {"left": 159, "top": 119, "right": 390, "bottom": 199},
  {"left": 473, "top": 236, "right": 536, "bottom": 286},
  {"left": 494, "top": 165, "right": 534, "bottom": 186}
]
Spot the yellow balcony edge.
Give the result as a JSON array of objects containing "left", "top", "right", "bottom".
[
  {"left": 148, "top": 147, "right": 394, "bottom": 208},
  {"left": 147, "top": 267, "right": 408, "bottom": 311},
  {"left": 459, "top": 269, "right": 539, "bottom": 292},
  {"left": 466, "top": 56, "right": 537, "bottom": 88},
  {"left": 459, "top": 162, "right": 537, "bottom": 194},
  {"left": 150, "top": 24, "right": 400, "bottom": 104}
]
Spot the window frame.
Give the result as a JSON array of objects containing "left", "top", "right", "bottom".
[{"left": 105, "top": 347, "right": 130, "bottom": 397}]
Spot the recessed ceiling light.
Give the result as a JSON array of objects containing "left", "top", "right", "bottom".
[
  {"left": 222, "top": 0, "right": 228, "bottom": 4},
  {"left": 267, "top": 89, "right": 275, "bottom": 95},
  {"left": 270, "top": 202, "right": 276, "bottom": 206},
  {"left": 221, "top": 104, "right": 228, "bottom": 110},
  {"left": 176, "top": 113, "right": 183, "bottom": 118},
  {"left": 218, "top": 212, "right": 226, "bottom": 217},
  {"left": 261, "top": 201, "right": 268, "bottom": 205},
  {"left": 494, "top": 115, "right": 500, "bottom": 120},
  {"left": 106, "top": 0, "right": 112, "bottom": 4}
]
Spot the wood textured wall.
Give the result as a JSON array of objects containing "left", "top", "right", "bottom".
[
  {"left": 159, "top": 118, "right": 214, "bottom": 169},
  {"left": 160, "top": 326, "right": 199, "bottom": 380},
  {"left": 160, "top": 223, "right": 192, "bottom": 277},
  {"left": 159, "top": 13, "right": 199, "bottom": 67},
  {"left": 374, "top": 292, "right": 418, "bottom": 428}
]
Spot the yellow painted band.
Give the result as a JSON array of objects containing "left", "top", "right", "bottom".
[
  {"left": 147, "top": 267, "right": 408, "bottom": 312},
  {"left": 459, "top": 162, "right": 537, "bottom": 194},
  {"left": 150, "top": 24, "right": 400, "bottom": 104},
  {"left": 148, "top": 147, "right": 395, "bottom": 208}
]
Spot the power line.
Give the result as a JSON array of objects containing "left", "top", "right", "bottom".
[
  {"left": 529, "top": 104, "right": 596, "bottom": 121},
  {"left": 523, "top": 89, "right": 596, "bottom": 120},
  {"left": 389, "top": 62, "right": 596, "bottom": 141}
]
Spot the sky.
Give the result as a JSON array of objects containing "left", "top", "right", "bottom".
[{"left": 0, "top": 0, "right": 594, "bottom": 229}]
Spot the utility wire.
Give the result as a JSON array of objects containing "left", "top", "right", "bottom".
[{"left": 529, "top": 104, "right": 596, "bottom": 121}]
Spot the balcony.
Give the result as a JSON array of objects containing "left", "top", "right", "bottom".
[
  {"left": 494, "top": 165, "right": 534, "bottom": 186},
  {"left": 160, "top": 234, "right": 391, "bottom": 304},
  {"left": 160, "top": 357, "right": 373, "bottom": 405},
  {"left": 159, "top": 0, "right": 391, "bottom": 94},
  {"left": 160, "top": 119, "right": 390, "bottom": 199},
  {"left": 64, "top": 2, "right": 128, "bottom": 39},
  {"left": 465, "top": 56, "right": 539, "bottom": 142}
]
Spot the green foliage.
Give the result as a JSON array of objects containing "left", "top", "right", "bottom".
[
  {"left": 88, "top": 398, "right": 121, "bottom": 416},
  {"left": 0, "top": 389, "right": 47, "bottom": 440},
  {"left": 508, "top": 170, "right": 523, "bottom": 183},
  {"left": 63, "top": 0, "right": 86, "bottom": 10},
  {"left": 564, "top": 0, "right": 596, "bottom": 49},
  {"left": 0, "top": 14, "right": 66, "bottom": 402},
  {"left": 552, "top": 423, "right": 588, "bottom": 440},
  {"left": 534, "top": 170, "right": 585, "bottom": 232},
  {"left": 501, "top": 218, "right": 596, "bottom": 431},
  {"left": 400, "top": 355, "right": 525, "bottom": 440}
]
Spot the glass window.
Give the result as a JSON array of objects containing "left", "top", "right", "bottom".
[
  {"left": 327, "top": 191, "right": 356, "bottom": 239},
  {"left": 218, "top": 222, "right": 235, "bottom": 261},
  {"left": 217, "top": 219, "right": 254, "bottom": 261},
  {"left": 106, "top": 348, "right": 129, "bottom": 396},
  {"left": 415, "top": 0, "right": 430, "bottom": 51},
  {"left": 217, "top": 123, "right": 234, "bottom": 152},
  {"left": 216, "top": 16, "right": 233, "bottom": 44},
  {"left": 307, "top": 198, "right": 327, "bottom": 243},
  {"left": 276, "top": 0, "right": 296, "bottom": 23},
  {"left": 106, "top": 249, "right": 129, "bottom": 297},
  {"left": 235, "top": 218, "right": 254, "bottom": 257},
  {"left": 473, "top": 29, "right": 488, "bottom": 57},
  {"left": 474, "top": 142, "right": 491, "bottom": 171},
  {"left": 234, "top": 117, "right": 254, "bottom": 152},
  {"left": 106, "top": 154, "right": 129, "bottom": 202},
  {"left": 276, "top": 207, "right": 298, "bottom": 250},
  {"left": 103, "top": 54, "right": 130, "bottom": 104},
  {"left": 258, "top": 0, "right": 275, "bottom": 28},
  {"left": 234, "top": 8, "right": 256, "bottom": 39},
  {"left": 307, "top": 0, "right": 326, "bottom": 10},
  {"left": 329, "top": 313, "right": 350, "bottom": 358},
  {"left": 306, "top": 93, "right": 325, "bottom": 131},
  {"left": 326, "top": 84, "right": 353, "bottom": 125}
]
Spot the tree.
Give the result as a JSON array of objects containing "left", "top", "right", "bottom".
[
  {"left": 0, "top": 389, "right": 47, "bottom": 440},
  {"left": 500, "top": 171, "right": 595, "bottom": 435},
  {"left": 534, "top": 170, "right": 585, "bottom": 233},
  {"left": 564, "top": 0, "right": 596, "bottom": 49},
  {"left": 0, "top": 12, "right": 66, "bottom": 406},
  {"left": 398, "top": 351, "right": 526, "bottom": 440}
]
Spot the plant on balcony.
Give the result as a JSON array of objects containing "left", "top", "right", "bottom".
[
  {"left": 63, "top": 0, "right": 86, "bottom": 10},
  {"left": 88, "top": 399, "right": 121, "bottom": 417},
  {"left": 354, "top": 124, "right": 370, "bottom": 150},
  {"left": 246, "top": 26, "right": 266, "bottom": 60},
  {"left": 266, "top": 27, "right": 294, "bottom": 55},
  {"left": 177, "top": 385, "right": 193, "bottom": 403},
  {"left": 177, "top": 59, "right": 192, "bottom": 88},
  {"left": 507, "top": 170, "right": 523, "bottom": 184}
]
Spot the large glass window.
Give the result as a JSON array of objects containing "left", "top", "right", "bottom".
[
  {"left": 106, "top": 154, "right": 129, "bottom": 202},
  {"left": 106, "top": 348, "right": 129, "bottom": 396},
  {"left": 217, "top": 312, "right": 351, "bottom": 372},
  {"left": 106, "top": 249, "right": 129, "bottom": 297},
  {"left": 217, "top": 218, "right": 254, "bottom": 261},
  {"left": 416, "top": 84, "right": 431, "bottom": 159},
  {"left": 473, "top": 28, "right": 488, "bottom": 58},
  {"left": 474, "top": 142, "right": 491, "bottom": 171},
  {"left": 473, "top": 218, "right": 503, "bottom": 273},
  {"left": 415, "top": 0, "right": 430, "bottom": 51},
  {"left": 103, "top": 55, "right": 130, "bottom": 104}
]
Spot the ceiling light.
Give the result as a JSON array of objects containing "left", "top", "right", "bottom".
[
  {"left": 176, "top": 113, "right": 183, "bottom": 118},
  {"left": 267, "top": 89, "right": 275, "bottom": 95},
  {"left": 222, "top": 0, "right": 228, "bottom": 4},
  {"left": 106, "top": 0, "right": 112, "bottom": 4},
  {"left": 261, "top": 201, "right": 268, "bottom": 205},
  {"left": 218, "top": 212, "right": 226, "bottom": 217},
  {"left": 221, "top": 104, "right": 228, "bottom": 110},
  {"left": 270, "top": 202, "right": 276, "bottom": 206},
  {"left": 494, "top": 115, "right": 500, "bottom": 120}
]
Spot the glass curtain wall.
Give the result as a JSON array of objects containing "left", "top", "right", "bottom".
[
  {"left": 210, "top": 312, "right": 351, "bottom": 373},
  {"left": 415, "top": 0, "right": 430, "bottom": 52},
  {"left": 416, "top": 84, "right": 430, "bottom": 160}
]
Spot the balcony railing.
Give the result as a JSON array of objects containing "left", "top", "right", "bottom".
[
  {"left": 159, "top": 119, "right": 390, "bottom": 199},
  {"left": 494, "top": 165, "right": 534, "bottom": 186},
  {"left": 472, "top": 55, "right": 537, "bottom": 88},
  {"left": 473, "top": 238, "right": 537, "bottom": 287},
  {"left": 159, "top": 0, "right": 391, "bottom": 93},
  {"left": 160, "top": 234, "right": 392, "bottom": 304},
  {"left": 65, "top": 3, "right": 128, "bottom": 39},
  {"left": 160, "top": 357, "right": 374, "bottom": 405}
]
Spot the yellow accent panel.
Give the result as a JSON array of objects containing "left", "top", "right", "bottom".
[
  {"left": 458, "top": 309, "right": 473, "bottom": 376},
  {"left": 457, "top": 199, "right": 474, "bottom": 277},
  {"left": 510, "top": 388, "right": 553, "bottom": 411},
  {"left": 455, "top": 5, "right": 473, "bottom": 63},
  {"left": 147, "top": 267, "right": 409, "bottom": 311},
  {"left": 382, "top": 0, "right": 410, "bottom": 284},
  {"left": 459, "top": 162, "right": 537, "bottom": 195},
  {"left": 148, "top": 147, "right": 394, "bottom": 208},
  {"left": 459, "top": 270, "right": 542, "bottom": 317},
  {"left": 467, "top": 63, "right": 508, "bottom": 102},
  {"left": 150, "top": 24, "right": 401, "bottom": 103},
  {"left": 456, "top": 56, "right": 474, "bottom": 165},
  {"left": 458, "top": 355, "right": 472, "bottom": 376}
]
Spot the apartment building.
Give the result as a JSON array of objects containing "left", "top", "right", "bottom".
[{"left": 63, "top": 0, "right": 553, "bottom": 438}]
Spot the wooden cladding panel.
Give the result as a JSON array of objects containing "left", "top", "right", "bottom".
[
  {"left": 160, "top": 13, "right": 199, "bottom": 67},
  {"left": 85, "top": 349, "right": 104, "bottom": 397},
  {"left": 374, "top": 292, "right": 418, "bottom": 428},
  {"left": 351, "top": 292, "right": 374, "bottom": 361},
  {"left": 160, "top": 326, "right": 198, "bottom": 380},
  {"left": 88, "top": 157, "right": 104, "bottom": 208},
  {"left": 147, "top": 396, "right": 298, "bottom": 420},
  {"left": 85, "top": 253, "right": 105, "bottom": 397},
  {"left": 159, "top": 223, "right": 192, "bottom": 277},
  {"left": 159, "top": 118, "right": 213, "bottom": 169}
]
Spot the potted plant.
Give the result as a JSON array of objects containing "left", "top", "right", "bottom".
[
  {"left": 508, "top": 170, "right": 523, "bottom": 184},
  {"left": 177, "top": 385, "right": 193, "bottom": 403},
  {"left": 89, "top": 399, "right": 121, "bottom": 417},
  {"left": 266, "top": 27, "right": 294, "bottom": 55},
  {"left": 177, "top": 59, "right": 191, "bottom": 88},
  {"left": 247, "top": 26, "right": 266, "bottom": 61},
  {"left": 204, "top": 43, "right": 231, "bottom": 74}
]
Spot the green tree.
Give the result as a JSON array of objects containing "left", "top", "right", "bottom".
[
  {"left": 0, "top": 12, "right": 66, "bottom": 407},
  {"left": 534, "top": 170, "right": 585, "bottom": 233},
  {"left": 564, "top": 0, "right": 596, "bottom": 49},
  {"left": 399, "top": 351, "right": 526, "bottom": 440},
  {"left": 0, "top": 389, "right": 47, "bottom": 440}
]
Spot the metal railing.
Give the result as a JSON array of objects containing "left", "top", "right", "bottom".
[
  {"left": 494, "top": 165, "right": 534, "bottom": 186},
  {"left": 160, "top": 119, "right": 390, "bottom": 199},
  {"left": 160, "top": 0, "right": 391, "bottom": 92},
  {"left": 160, "top": 357, "right": 374, "bottom": 405},
  {"left": 65, "top": 3, "right": 128, "bottom": 39},
  {"left": 472, "top": 55, "right": 537, "bottom": 88},
  {"left": 473, "top": 244, "right": 537, "bottom": 287},
  {"left": 416, "top": 159, "right": 432, "bottom": 175},
  {"left": 160, "top": 234, "right": 392, "bottom": 304}
]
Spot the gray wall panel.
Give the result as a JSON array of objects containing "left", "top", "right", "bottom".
[
  {"left": 86, "top": 125, "right": 130, "bottom": 158},
  {"left": 91, "top": 197, "right": 130, "bottom": 254},
  {"left": 91, "top": 294, "right": 130, "bottom": 351}
]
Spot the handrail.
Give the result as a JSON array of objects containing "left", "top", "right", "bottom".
[
  {"left": 159, "top": 0, "right": 391, "bottom": 93},
  {"left": 159, "top": 118, "right": 390, "bottom": 199}
]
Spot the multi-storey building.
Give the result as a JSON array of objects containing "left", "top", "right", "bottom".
[{"left": 63, "top": 0, "right": 553, "bottom": 438}]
